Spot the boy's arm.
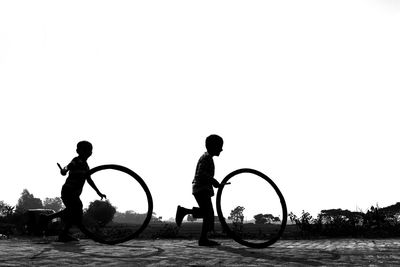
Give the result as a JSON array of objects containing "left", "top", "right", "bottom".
[
  {"left": 57, "top": 163, "right": 69, "bottom": 176},
  {"left": 211, "top": 178, "right": 220, "bottom": 188},
  {"left": 87, "top": 176, "right": 107, "bottom": 200}
]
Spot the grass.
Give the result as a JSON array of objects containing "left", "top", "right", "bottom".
[{"left": 71, "top": 221, "right": 300, "bottom": 241}]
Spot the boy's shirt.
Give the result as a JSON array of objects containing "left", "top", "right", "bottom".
[
  {"left": 63, "top": 157, "right": 90, "bottom": 196},
  {"left": 192, "top": 152, "right": 219, "bottom": 196}
]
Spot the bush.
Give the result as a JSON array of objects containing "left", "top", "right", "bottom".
[{"left": 84, "top": 200, "right": 116, "bottom": 227}]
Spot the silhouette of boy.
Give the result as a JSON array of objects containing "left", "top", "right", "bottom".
[
  {"left": 175, "top": 135, "right": 223, "bottom": 246},
  {"left": 44, "top": 141, "right": 106, "bottom": 242}
]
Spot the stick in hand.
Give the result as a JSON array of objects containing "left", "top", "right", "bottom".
[{"left": 57, "top": 163, "right": 67, "bottom": 176}]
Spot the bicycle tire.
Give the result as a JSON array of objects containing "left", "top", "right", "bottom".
[
  {"left": 79, "top": 164, "right": 153, "bottom": 245},
  {"left": 216, "top": 168, "right": 287, "bottom": 248}
]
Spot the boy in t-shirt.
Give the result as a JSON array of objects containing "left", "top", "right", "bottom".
[
  {"left": 44, "top": 141, "right": 106, "bottom": 242},
  {"left": 175, "top": 135, "right": 223, "bottom": 246}
]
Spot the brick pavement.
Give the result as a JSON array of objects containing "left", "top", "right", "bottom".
[{"left": 1, "top": 238, "right": 400, "bottom": 266}]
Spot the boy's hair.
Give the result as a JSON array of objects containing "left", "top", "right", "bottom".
[
  {"left": 205, "top": 135, "right": 223, "bottom": 151},
  {"left": 77, "top": 140, "right": 93, "bottom": 154}
]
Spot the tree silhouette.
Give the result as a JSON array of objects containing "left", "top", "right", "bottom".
[
  {"left": 319, "top": 209, "right": 363, "bottom": 225},
  {"left": 229, "top": 206, "right": 245, "bottom": 224},
  {"left": 229, "top": 206, "right": 245, "bottom": 233},
  {"left": 151, "top": 212, "right": 162, "bottom": 223},
  {"left": 254, "top": 213, "right": 281, "bottom": 224},
  {"left": 114, "top": 210, "right": 146, "bottom": 224},
  {"left": 254, "top": 213, "right": 267, "bottom": 224},
  {"left": 15, "top": 189, "right": 43, "bottom": 213},
  {"left": 85, "top": 200, "right": 116, "bottom": 226},
  {"left": 113, "top": 210, "right": 161, "bottom": 224},
  {"left": 0, "top": 201, "right": 14, "bottom": 217},
  {"left": 43, "top": 197, "right": 64, "bottom": 212}
]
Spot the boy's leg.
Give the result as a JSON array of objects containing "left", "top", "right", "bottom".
[
  {"left": 175, "top": 206, "right": 192, "bottom": 227},
  {"left": 175, "top": 204, "right": 206, "bottom": 226},
  {"left": 60, "top": 221, "right": 72, "bottom": 235},
  {"left": 71, "top": 198, "right": 83, "bottom": 226},
  {"left": 58, "top": 212, "right": 78, "bottom": 242},
  {"left": 58, "top": 222, "right": 79, "bottom": 242},
  {"left": 192, "top": 207, "right": 203, "bottom": 218},
  {"left": 194, "top": 194, "right": 219, "bottom": 246},
  {"left": 57, "top": 195, "right": 80, "bottom": 242}
]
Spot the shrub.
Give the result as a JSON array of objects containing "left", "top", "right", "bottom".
[{"left": 84, "top": 200, "right": 116, "bottom": 226}]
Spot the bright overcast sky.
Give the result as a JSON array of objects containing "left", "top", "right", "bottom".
[{"left": 1, "top": 1, "right": 400, "bottom": 221}]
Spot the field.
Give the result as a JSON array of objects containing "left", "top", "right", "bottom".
[{"left": 73, "top": 221, "right": 300, "bottom": 241}]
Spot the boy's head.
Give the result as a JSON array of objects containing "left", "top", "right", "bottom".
[
  {"left": 76, "top": 140, "right": 93, "bottom": 159},
  {"left": 205, "top": 135, "right": 223, "bottom": 156}
]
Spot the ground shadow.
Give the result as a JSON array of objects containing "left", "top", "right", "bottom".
[
  {"left": 51, "top": 241, "right": 86, "bottom": 254},
  {"left": 216, "top": 244, "right": 339, "bottom": 266}
]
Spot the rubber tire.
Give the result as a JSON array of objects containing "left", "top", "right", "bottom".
[
  {"left": 79, "top": 164, "right": 153, "bottom": 245},
  {"left": 216, "top": 168, "right": 287, "bottom": 248}
]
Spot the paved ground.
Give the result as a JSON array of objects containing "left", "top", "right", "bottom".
[{"left": 1, "top": 237, "right": 400, "bottom": 266}]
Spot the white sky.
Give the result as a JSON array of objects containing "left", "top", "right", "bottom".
[{"left": 1, "top": 1, "right": 400, "bottom": 221}]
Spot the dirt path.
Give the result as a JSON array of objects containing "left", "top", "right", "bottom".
[{"left": 1, "top": 238, "right": 400, "bottom": 266}]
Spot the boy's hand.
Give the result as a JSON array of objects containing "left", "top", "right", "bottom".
[
  {"left": 57, "top": 163, "right": 68, "bottom": 176},
  {"left": 99, "top": 193, "right": 107, "bottom": 200},
  {"left": 219, "top": 182, "right": 231, "bottom": 188},
  {"left": 212, "top": 178, "right": 220, "bottom": 188},
  {"left": 60, "top": 169, "right": 68, "bottom": 176}
]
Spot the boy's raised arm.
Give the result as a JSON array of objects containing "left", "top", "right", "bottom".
[{"left": 57, "top": 163, "right": 68, "bottom": 176}]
